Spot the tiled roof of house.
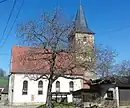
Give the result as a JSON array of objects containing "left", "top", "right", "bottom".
[{"left": 11, "top": 46, "right": 84, "bottom": 76}]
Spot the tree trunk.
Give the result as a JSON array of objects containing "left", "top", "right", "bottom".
[
  {"left": 46, "top": 51, "right": 56, "bottom": 108},
  {"left": 46, "top": 78, "right": 53, "bottom": 108}
]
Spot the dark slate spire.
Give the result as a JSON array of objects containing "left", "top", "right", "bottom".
[{"left": 74, "top": 0, "right": 94, "bottom": 34}]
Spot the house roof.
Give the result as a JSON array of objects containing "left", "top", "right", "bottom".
[
  {"left": 11, "top": 46, "right": 84, "bottom": 76},
  {"left": 88, "top": 76, "right": 130, "bottom": 88},
  {"left": 116, "top": 76, "right": 130, "bottom": 88},
  {"left": 72, "top": 87, "right": 100, "bottom": 96}
]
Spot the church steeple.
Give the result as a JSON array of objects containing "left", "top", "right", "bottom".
[
  {"left": 74, "top": 0, "right": 94, "bottom": 34},
  {"left": 68, "top": 0, "right": 95, "bottom": 50}
]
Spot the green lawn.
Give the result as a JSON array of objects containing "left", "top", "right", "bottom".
[{"left": 0, "top": 77, "right": 8, "bottom": 85}]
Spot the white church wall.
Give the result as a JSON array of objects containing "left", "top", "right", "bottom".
[
  {"left": 12, "top": 74, "right": 47, "bottom": 104},
  {"left": 52, "top": 76, "right": 82, "bottom": 92},
  {"left": 8, "top": 74, "right": 82, "bottom": 105}
]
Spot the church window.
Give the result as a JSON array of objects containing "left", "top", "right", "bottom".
[
  {"left": 38, "top": 80, "right": 43, "bottom": 95},
  {"left": 69, "top": 81, "right": 74, "bottom": 92},
  {"left": 56, "top": 81, "right": 60, "bottom": 92},
  {"left": 83, "top": 36, "right": 87, "bottom": 42},
  {"left": 22, "top": 80, "right": 28, "bottom": 95}
]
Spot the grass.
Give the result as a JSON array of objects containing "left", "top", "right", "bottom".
[
  {"left": 37, "top": 102, "right": 76, "bottom": 108},
  {"left": 0, "top": 76, "right": 8, "bottom": 85}
]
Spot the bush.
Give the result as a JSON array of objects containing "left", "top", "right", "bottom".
[{"left": 37, "top": 102, "right": 76, "bottom": 108}]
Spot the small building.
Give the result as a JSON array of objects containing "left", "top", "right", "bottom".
[
  {"left": 72, "top": 77, "right": 117, "bottom": 108},
  {"left": 72, "top": 87, "right": 101, "bottom": 108},
  {"left": 73, "top": 76, "right": 130, "bottom": 108},
  {"left": 116, "top": 76, "right": 130, "bottom": 107},
  {"left": 0, "top": 84, "right": 8, "bottom": 102}
]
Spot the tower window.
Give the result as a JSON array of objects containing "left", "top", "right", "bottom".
[
  {"left": 77, "top": 39, "right": 81, "bottom": 44},
  {"left": 83, "top": 36, "right": 87, "bottom": 42}
]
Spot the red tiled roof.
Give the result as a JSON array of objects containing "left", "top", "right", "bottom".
[{"left": 11, "top": 46, "right": 84, "bottom": 76}]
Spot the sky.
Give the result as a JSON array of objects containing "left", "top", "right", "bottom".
[{"left": 0, "top": 0, "right": 130, "bottom": 73}]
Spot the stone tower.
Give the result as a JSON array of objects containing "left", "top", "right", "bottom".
[{"left": 68, "top": 1, "right": 96, "bottom": 86}]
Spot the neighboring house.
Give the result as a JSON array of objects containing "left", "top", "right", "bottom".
[
  {"left": 116, "top": 76, "right": 130, "bottom": 107},
  {"left": 73, "top": 76, "right": 130, "bottom": 108},
  {"left": 0, "top": 84, "right": 8, "bottom": 102},
  {"left": 72, "top": 78, "right": 116, "bottom": 108},
  {"left": 8, "top": 2, "right": 96, "bottom": 105}
]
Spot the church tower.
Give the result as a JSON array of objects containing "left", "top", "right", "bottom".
[
  {"left": 68, "top": 1, "right": 96, "bottom": 86},
  {"left": 69, "top": 1, "right": 95, "bottom": 59}
]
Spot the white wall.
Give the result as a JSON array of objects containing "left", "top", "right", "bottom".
[
  {"left": 52, "top": 76, "right": 82, "bottom": 92},
  {"left": 8, "top": 74, "right": 15, "bottom": 104},
  {"left": 8, "top": 74, "right": 82, "bottom": 105},
  {"left": 115, "top": 87, "right": 119, "bottom": 107},
  {"left": 100, "top": 84, "right": 120, "bottom": 108},
  {"left": 100, "top": 84, "right": 117, "bottom": 99}
]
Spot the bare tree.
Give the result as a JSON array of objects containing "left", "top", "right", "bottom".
[
  {"left": 95, "top": 45, "right": 117, "bottom": 77},
  {"left": 16, "top": 9, "right": 95, "bottom": 108},
  {"left": 115, "top": 60, "right": 130, "bottom": 76}
]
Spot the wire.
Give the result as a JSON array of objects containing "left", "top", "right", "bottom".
[
  {"left": 0, "top": 0, "right": 16, "bottom": 46},
  {"left": 0, "top": 0, "right": 8, "bottom": 4},
  {"left": 0, "top": 0, "right": 25, "bottom": 48},
  {"left": 100, "top": 26, "right": 130, "bottom": 36}
]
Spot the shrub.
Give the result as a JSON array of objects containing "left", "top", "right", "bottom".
[{"left": 37, "top": 102, "right": 76, "bottom": 108}]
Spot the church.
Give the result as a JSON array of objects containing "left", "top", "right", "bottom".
[{"left": 8, "top": 2, "right": 95, "bottom": 105}]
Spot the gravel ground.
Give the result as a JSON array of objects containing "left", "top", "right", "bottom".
[{"left": 0, "top": 102, "right": 39, "bottom": 108}]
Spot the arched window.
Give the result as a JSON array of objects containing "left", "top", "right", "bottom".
[
  {"left": 56, "top": 81, "right": 60, "bottom": 92},
  {"left": 83, "top": 36, "right": 87, "bottom": 42},
  {"left": 22, "top": 80, "right": 28, "bottom": 95},
  {"left": 69, "top": 81, "right": 74, "bottom": 92},
  {"left": 78, "top": 39, "right": 81, "bottom": 44},
  {"left": 38, "top": 80, "right": 43, "bottom": 95}
]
